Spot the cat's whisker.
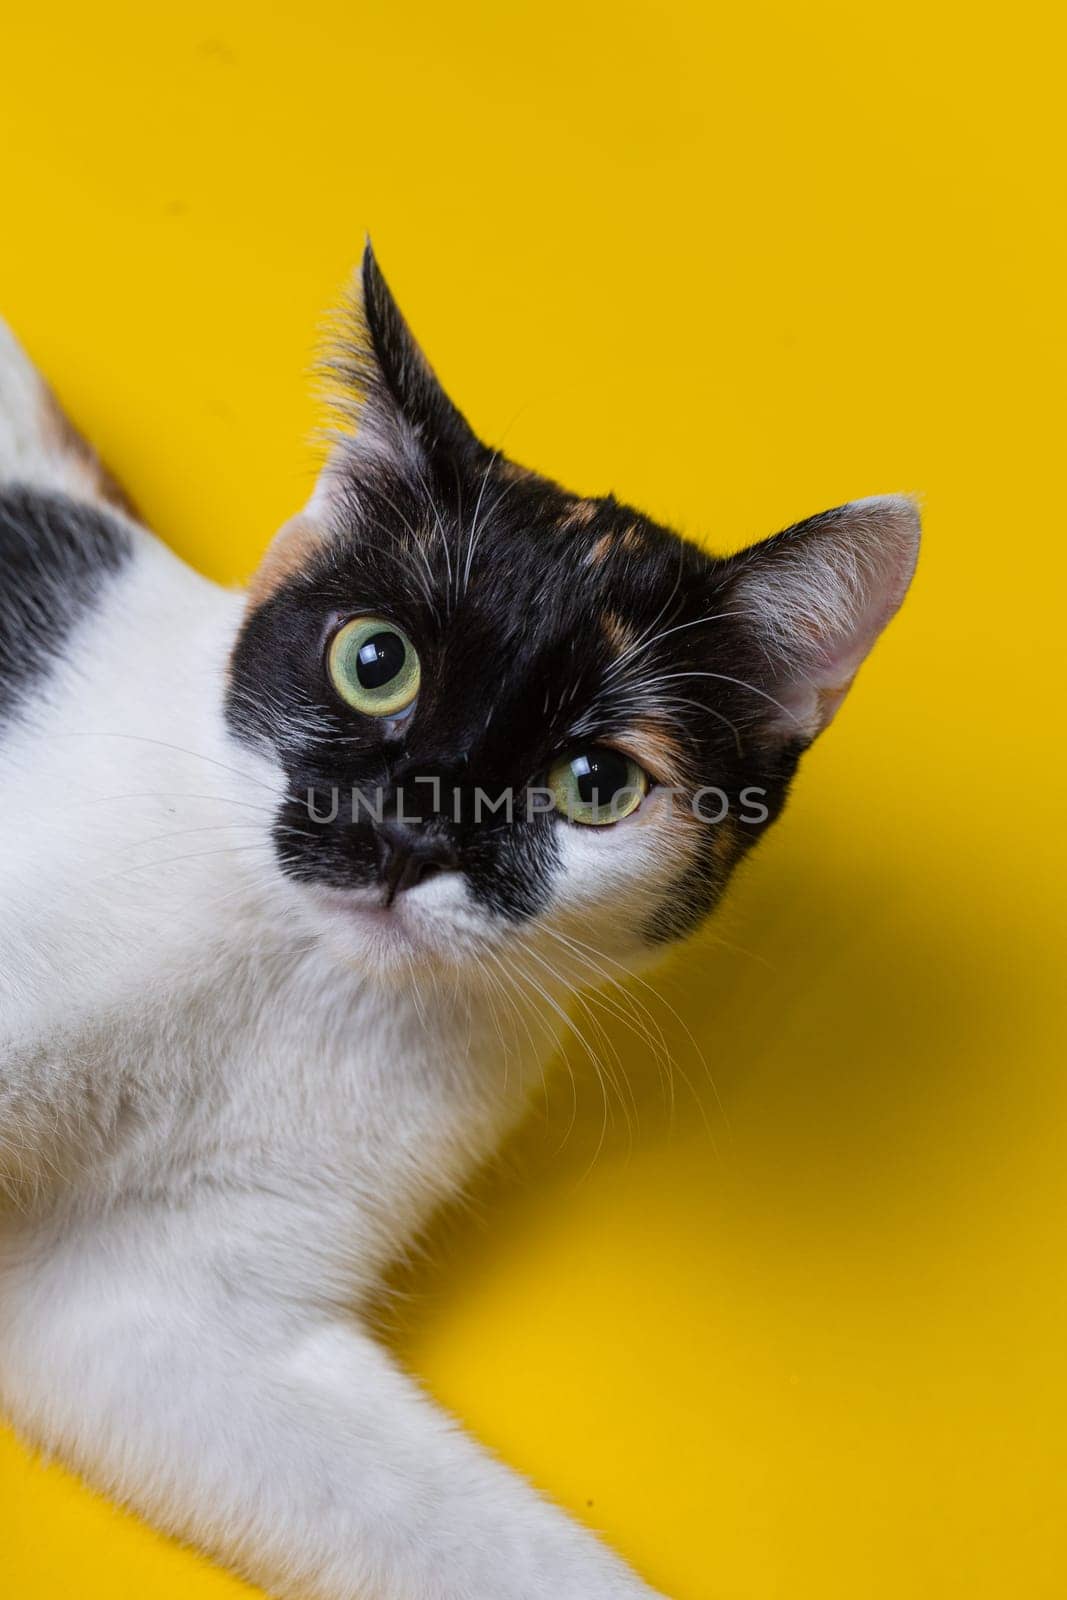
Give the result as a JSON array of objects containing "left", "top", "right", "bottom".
[
  {"left": 80, "top": 791, "right": 280, "bottom": 815},
  {"left": 525, "top": 931, "right": 658, "bottom": 1129},
  {"left": 602, "top": 609, "right": 750, "bottom": 682},
  {"left": 112, "top": 818, "right": 275, "bottom": 855},
  {"left": 460, "top": 466, "right": 523, "bottom": 603},
  {"left": 484, "top": 945, "right": 576, "bottom": 1129},
  {"left": 499, "top": 951, "right": 591, "bottom": 1155},
  {"left": 538, "top": 927, "right": 670, "bottom": 1061},
  {"left": 339, "top": 531, "right": 437, "bottom": 614},
  {"left": 507, "top": 942, "right": 636, "bottom": 1169},
  {"left": 460, "top": 446, "right": 503, "bottom": 600},
  {"left": 411, "top": 457, "right": 454, "bottom": 603},
  {"left": 360, "top": 485, "right": 440, "bottom": 613},
  {"left": 475, "top": 965, "right": 516, "bottom": 1081},
  {"left": 637, "top": 669, "right": 802, "bottom": 725},
  {"left": 112, "top": 820, "right": 319, "bottom": 861},
  {"left": 580, "top": 684, "right": 746, "bottom": 754},
  {"left": 42, "top": 731, "right": 289, "bottom": 799},
  {"left": 594, "top": 538, "right": 688, "bottom": 691},
  {"left": 515, "top": 933, "right": 635, "bottom": 1079},
  {"left": 459, "top": 399, "right": 529, "bottom": 606},
  {"left": 551, "top": 924, "right": 730, "bottom": 1139},
  {"left": 402, "top": 952, "right": 430, "bottom": 1032},
  {"left": 90, "top": 840, "right": 277, "bottom": 890},
  {"left": 479, "top": 947, "right": 546, "bottom": 1060}
]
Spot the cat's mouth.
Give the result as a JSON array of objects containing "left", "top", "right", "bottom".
[
  {"left": 316, "top": 882, "right": 430, "bottom": 929},
  {"left": 303, "top": 877, "right": 491, "bottom": 970}
]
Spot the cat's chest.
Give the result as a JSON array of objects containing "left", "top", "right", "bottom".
[{"left": 4, "top": 945, "right": 531, "bottom": 1260}]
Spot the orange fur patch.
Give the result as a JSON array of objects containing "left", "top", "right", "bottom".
[
  {"left": 619, "top": 719, "right": 688, "bottom": 786},
  {"left": 710, "top": 814, "right": 740, "bottom": 861},
  {"left": 601, "top": 610, "right": 636, "bottom": 654},
  {"left": 246, "top": 515, "right": 325, "bottom": 609},
  {"left": 558, "top": 499, "right": 597, "bottom": 532},
  {"left": 586, "top": 531, "right": 614, "bottom": 567},
  {"left": 815, "top": 675, "right": 856, "bottom": 732},
  {"left": 38, "top": 383, "right": 140, "bottom": 519}
]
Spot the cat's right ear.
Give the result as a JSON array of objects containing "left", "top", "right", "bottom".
[{"left": 723, "top": 495, "right": 921, "bottom": 745}]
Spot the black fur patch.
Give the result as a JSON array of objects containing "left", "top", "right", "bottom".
[
  {"left": 228, "top": 248, "right": 806, "bottom": 937},
  {"left": 0, "top": 487, "right": 133, "bottom": 727}
]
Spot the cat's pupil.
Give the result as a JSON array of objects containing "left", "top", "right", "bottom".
[
  {"left": 356, "top": 631, "right": 405, "bottom": 689},
  {"left": 573, "top": 748, "right": 630, "bottom": 806}
]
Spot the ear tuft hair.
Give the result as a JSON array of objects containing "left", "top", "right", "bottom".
[{"left": 320, "top": 241, "right": 482, "bottom": 474}]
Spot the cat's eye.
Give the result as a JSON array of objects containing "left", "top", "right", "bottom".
[
  {"left": 327, "top": 616, "right": 421, "bottom": 718},
  {"left": 546, "top": 747, "right": 649, "bottom": 826}
]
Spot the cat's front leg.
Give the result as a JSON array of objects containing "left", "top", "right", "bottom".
[{"left": 0, "top": 1214, "right": 665, "bottom": 1600}]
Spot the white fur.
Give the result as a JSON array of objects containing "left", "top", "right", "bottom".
[{"left": 0, "top": 327, "right": 669, "bottom": 1597}]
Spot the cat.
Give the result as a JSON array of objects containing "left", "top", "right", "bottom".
[{"left": 0, "top": 245, "right": 919, "bottom": 1599}]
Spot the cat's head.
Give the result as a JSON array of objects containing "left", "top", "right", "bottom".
[{"left": 227, "top": 246, "right": 918, "bottom": 983}]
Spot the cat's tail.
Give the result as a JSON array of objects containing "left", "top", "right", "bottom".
[{"left": 0, "top": 318, "right": 137, "bottom": 515}]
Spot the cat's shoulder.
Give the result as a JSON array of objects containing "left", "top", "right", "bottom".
[
  {"left": 0, "top": 316, "right": 149, "bottom": 726},
  {"left": 0, "top": 485, "right": 136, "bottom": 725},
  {"left": 0, "top": 480, "right": 134, "bottom": 589},
  {"left": 0, "top": 317, "right": 139, "bottom": 512}
]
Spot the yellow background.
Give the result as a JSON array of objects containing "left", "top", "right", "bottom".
[{"left": 2, "top": 3, "right": 1065, "bottom": 1595}]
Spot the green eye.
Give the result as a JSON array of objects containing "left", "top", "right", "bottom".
[
  {"left": 327, "top": 616, "right": 421, "bottom": 718},
  {"left": 547, "top": 747, "right": 649, "bottom": 826}
]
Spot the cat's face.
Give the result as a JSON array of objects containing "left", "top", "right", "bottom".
[{"left": 227, "top": 247, "right": 918, "bottom": 983}]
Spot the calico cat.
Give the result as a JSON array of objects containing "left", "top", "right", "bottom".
[{"left": 0, "top": 246, "right": 918, "bottom": 1599}]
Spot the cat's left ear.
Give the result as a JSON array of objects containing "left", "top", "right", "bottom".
[{"left": 725, "top": 495, "right": 921, "bottom": 743}]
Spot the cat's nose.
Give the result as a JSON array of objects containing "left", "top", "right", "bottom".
[{"left": 375, "top": 820, "right": 459, "bottom": 905}]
